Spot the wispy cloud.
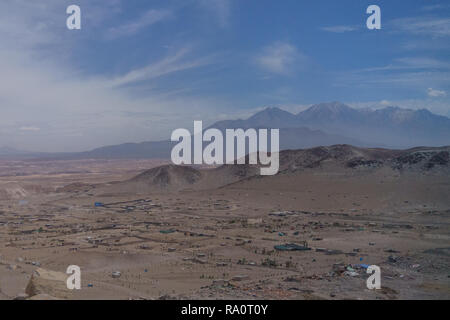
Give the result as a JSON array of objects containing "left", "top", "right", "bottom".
[
  {"left": 348, "top": 99, "right": 450, "bottom": 117},
  {"left": 107, "top": 47, "right": 213, "bottom": 87},
  {"left": 422, "top": 4, "right": 450, "bottom": 12},
  {"left": 337, "top": 68, "right": 449, "bottom": 89},
  {"left": 256, "top": 42, "right": 307, "bottom": 75},
  {"left": 321, "top": 25, "right": 358, "bottom": 33},
  {"left": 0, "top": 1, "right": 223, "bottom": 152},
  {"left": 0, "top": 47, "right": 226, "bottom": 151},
  {"left": 358, "top": 57, "right": 450, "bottom": 73},
  {"left": 427, "top": 88, "right": 447, "bottom": 97},
  {"left": 396, "top": 57, "right": 450, "bottom": 69},
  {"left": 392, "top": 17, "right": 450, "bottom": 37},
  {"left": 107, "top": 9, "right": 172, "bottom": 39},
  {"left": 19, "top": 126, "right": 41, "bottom": 132},
  {"left": 333, "top": 55, "right": 450, "bottom": 104}
]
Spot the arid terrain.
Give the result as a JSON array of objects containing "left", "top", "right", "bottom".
[{"left": 0, "top": 145, "right": 449, "bottom": 300}]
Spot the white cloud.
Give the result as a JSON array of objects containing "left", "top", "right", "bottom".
[
  {"left": 257, "top": 42, "right": 306, "bottom": 75},
  {"left": 427, "top": 88, "right": 447, "bottom": 97},
  {"left": 321, "top": 25, "right": 357, "bottom": 33}
]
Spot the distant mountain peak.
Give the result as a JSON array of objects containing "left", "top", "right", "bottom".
[
  {"left": 248, "top": 106, "right": 294, "bottom": 120},
  {"left": 297, "top": 102, "right": 361, "bottom": 123},
  {"left": 306, "top": 101, "right": 352, "bottom": 113},
  {"left": 245, "top": 107, "right": 297, "bottom": 127},
  {"left": 380, "top": 106, "right": 412, "bottom": 112}
]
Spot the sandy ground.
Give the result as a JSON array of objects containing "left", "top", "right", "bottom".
[{"left": 0, "top": 158, "right": 449, "bottom": 300}]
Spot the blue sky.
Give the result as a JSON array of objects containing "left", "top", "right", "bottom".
[{"left": 0, "top": 0, "right": 449, "bottom": 151}]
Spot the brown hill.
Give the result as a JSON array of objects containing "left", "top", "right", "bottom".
[
  {"left": 275, "top": 145, "right": 450, "bottom": 173},
  {"left": 95, "top": 162, "right": 260, "bottom": 195},
  {"left": 87, "top": 145, "right": 449, "bottom": 195}
]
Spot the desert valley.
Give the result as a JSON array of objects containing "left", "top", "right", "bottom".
[{"left": 0, "top": 145, "right": 449, "bottom": 300}]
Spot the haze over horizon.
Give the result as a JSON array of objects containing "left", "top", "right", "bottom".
[
  {"left": 2, "top": 102, "right": 449, "bottom": 157},
  {"left": 1, "top": 0, "right": 449, "bottom": 152}
]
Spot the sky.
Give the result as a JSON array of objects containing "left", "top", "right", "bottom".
[{"left": 0, "top": 0, "right": 449, "bottom": 152}]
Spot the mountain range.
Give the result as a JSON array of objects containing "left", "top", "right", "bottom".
[
  {"left": 2, "top": 102, "right": 449, "bottom": 159},
  {"left": 212, "top": 102, "right": 450, "bottom": 147}
]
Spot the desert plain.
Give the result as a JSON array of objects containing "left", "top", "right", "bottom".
[{"left": 0, "top": 145, "right": 449, "bottom": 300}]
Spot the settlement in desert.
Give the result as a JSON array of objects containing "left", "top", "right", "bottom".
[{"left": 0, "top": 145, "right": 449, "bottom": 300}]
